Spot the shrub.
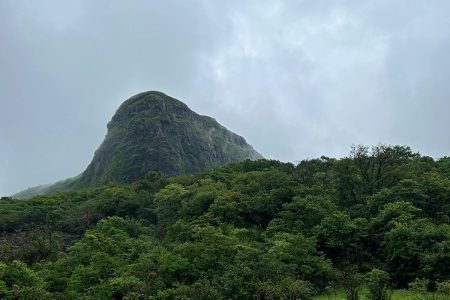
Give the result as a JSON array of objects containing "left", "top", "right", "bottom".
[
  {"left": 408, "top": 278, "right": 429, "bottom": 299},
  {"left": 437, "top": 280, "right": 450, "bottom": 300},
  {"left": 255, "top": 278, "right": 314, "bottom": 300},
  {"left": 365, "top": 268, "right": 392, "bottom": 300},
  {"left": 338, "top": 268, "right": 363, "bottom": 300}
]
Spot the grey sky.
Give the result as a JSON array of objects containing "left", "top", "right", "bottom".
[{"left": 1, "top": 0, "right": 449, "bottom": 196}]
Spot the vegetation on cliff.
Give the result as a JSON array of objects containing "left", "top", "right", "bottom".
[{"left": 14, "top": 91, "right": 262, "bottom": 199}]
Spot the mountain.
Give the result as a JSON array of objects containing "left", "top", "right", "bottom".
[{"left": 14, "top": 91, "right": 263, "bottom": 198}]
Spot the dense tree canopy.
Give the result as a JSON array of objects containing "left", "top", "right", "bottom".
[{"left": 0, "top": 145, "right": 449, "bottom": 299}]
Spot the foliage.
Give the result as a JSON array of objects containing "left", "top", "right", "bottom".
[
  {"left": 0, "top": 144, "right": 449, "bottom": 298},
  {"left": 366, "top": 268, "right": 392, "bottom": 300},
  {"left": 437, "top": 280, "right": 450, "bottom": 299},
  {"left": 338, "top": 267, "right": 364, "bottom": 300},
  {"left": 408, "top": 278, "right": 429, "bottom": 299}
]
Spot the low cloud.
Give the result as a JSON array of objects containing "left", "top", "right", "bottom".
[{"left": 1, "top": 0, "right": 449, "bottom": 195}]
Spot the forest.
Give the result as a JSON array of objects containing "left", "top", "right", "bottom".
[{"left": 0, "top": 144, "right": 449, "bottom": 299}]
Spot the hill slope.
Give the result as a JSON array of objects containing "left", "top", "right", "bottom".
[
  {"left": 14, "top": 91, "right": 262, "bottom": 198},
  {"left": 2, "top": 146, "right": 449, "bottom": 298}
]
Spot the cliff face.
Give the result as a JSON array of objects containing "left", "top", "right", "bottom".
[{"left": 14, "top": 91, "right": 262, "bottom": 198}]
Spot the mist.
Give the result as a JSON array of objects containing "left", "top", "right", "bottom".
[{"left": 1, "top": 0, "right": 449, "bottom": 195}]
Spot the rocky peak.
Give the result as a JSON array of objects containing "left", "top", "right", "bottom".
[
  {"left": 14, "top": 91, "right": 263, "bottom": 198},
  {"left": 108, "top": 91, "right": 192, "bottom": 129}
]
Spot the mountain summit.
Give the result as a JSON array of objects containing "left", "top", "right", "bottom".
[
  {"left": 15, "top": 91, "right": 262, "bottom": 198},
  {"left": 76, "top": 91, "right": 262, "bottom": 186}
]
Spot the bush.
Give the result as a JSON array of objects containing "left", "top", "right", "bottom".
[
  {"left": 338, "top": 268, "right": 363, "bottom": 300},
  {"left": 366, "top": 268, "right": 392, "bottom": 300},
  {"left": 408, "top": 278, "right": 429, "bottom": 299},
  {"left": 437, "top": 280, "right": 450, "bottom": 300},
  {"left": 255, "top": 278, "right": 314, "bottom": 300}
]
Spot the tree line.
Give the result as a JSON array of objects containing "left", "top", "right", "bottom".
[{"left": 0, "top": 144, "right": 449, "bottom": 299}]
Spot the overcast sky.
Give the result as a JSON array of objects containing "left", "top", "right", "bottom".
[{"left": 1, "top": 0, "right": 450, "bottom": 196}]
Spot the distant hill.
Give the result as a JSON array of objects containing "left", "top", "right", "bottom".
[{"left": 14, "top": 91, "right": 262, "bottom": 198}]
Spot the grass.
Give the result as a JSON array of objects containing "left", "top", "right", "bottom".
[{"left": 313, "top": 289, "right": 449, "bottom": 300}]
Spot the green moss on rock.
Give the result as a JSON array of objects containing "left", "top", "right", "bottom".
[{"left": 15, "top": 91, "right": 263, "bottom": 198}]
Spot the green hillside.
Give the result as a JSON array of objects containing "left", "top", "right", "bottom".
[{"left": 1, "top": 145, "right": 449, "bottom": 299}]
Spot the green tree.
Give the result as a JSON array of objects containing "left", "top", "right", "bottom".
[{"left": 0, "top": 260, "right": 49, "bottom": 299}]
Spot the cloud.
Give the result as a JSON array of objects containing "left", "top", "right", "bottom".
[{"left": 1, "top": 0, "right": 449, "bottom": 195}]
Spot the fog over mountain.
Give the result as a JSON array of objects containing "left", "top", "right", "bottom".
[{"left": 1, "top": 0, "right": 450, "bottom": 195}]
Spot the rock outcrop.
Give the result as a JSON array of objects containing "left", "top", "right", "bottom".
[{"left": 14, "top": 91, "right": 263, "bottom": 198}]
